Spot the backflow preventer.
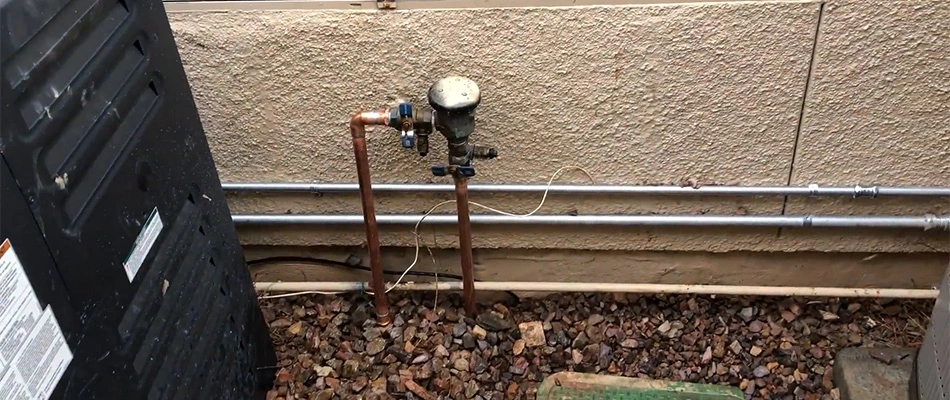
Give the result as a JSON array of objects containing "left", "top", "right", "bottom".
[{"left": 348, "top": 76, "right": 496, "bottom": 324}]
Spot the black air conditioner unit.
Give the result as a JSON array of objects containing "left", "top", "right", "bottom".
[{"left": 1, "top": 0, "right": 276, "bottom": 398}]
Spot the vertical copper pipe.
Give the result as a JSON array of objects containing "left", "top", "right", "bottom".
[
  {"left": 454, "top": 175, "right": 477, "bottom": 316},
  {"left": 350, "top": 111, "right": 391, "bottom": 326}
]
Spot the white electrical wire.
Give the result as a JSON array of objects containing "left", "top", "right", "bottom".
[
  {"left": 385, "top": 165, "right": 595, "bottom": 292},
  {"left": 259, "top": 290, "right": 342, "bottom": 300}
]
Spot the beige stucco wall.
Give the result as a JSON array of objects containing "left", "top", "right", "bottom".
[{"left": 165, "top": 0, "right": 949, "bottom": 257}]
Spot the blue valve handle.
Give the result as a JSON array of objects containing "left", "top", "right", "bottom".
[
  {"left": 395, "top": 102, "right": 415, "bottom": 149},
  {"left": 398, "top": 102, "right": 412, "bottom": 118},
  {"left": 401, "top": 135, "right": 414, "bottom": 148},
  {"left": 431, "top": 165, "right": 476, "bottom": 177},
  {"left": 457, "top": 166, "right": 476, "bottom": 177},
  {"left": 431, "top": 165, "right": 449, "bottom": 177}
]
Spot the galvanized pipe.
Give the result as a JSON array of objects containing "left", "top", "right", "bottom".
[
  {"left": 222, "top": 182, "right": 950, "bottom": 197},
  {"left": 232, "top": 213, "right": 950, "bottom": 230}
]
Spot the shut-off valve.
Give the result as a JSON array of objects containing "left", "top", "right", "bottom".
[{"left": 387, "top": 76, "right": 497, "bottom": 176}]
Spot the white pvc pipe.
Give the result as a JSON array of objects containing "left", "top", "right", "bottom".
[{"left": 254, "top": 281, "right": 939, "bottom": 299}]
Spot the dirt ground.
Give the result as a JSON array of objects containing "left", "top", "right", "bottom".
[{"left": 260, "top": 291, "right": 933, "bottom": 400}]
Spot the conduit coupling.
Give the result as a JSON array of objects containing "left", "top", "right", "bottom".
[{"left": 231, "top": 213, "right": 950, "bottom": 230}]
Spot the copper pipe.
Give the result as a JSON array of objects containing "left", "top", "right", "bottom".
[
  {"left": 454, "top": 175, "right": 477, "bottom": 316},
  {"left": 350, "top": 111, "right": 392, "bottom": 326}
]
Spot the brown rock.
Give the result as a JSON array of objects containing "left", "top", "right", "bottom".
[
  {"left": 716, "top": 363, "right": 728, "bottom": 375},
  {"left": 352, "top": 376, "right": 369, "bottom": 392},
  {"left": 465, "top": 380, "right": 480, "bottom": 398},
  {"left": 607, "top": 361, "right": 619, "bottom": 374},
  {"left": 588, "top": 314, "right": 605, "bottom": 326},
  {"left": 729, "top": 340, "right": 742, "bottom": 354},
  {"left": 342, "top": 359, "right": 361, "bottom": 378},
  {"left": 820, "top": 310, "right": 840, "bottom": 321},
  {"left": 276, "top": 368, "right": 293, "bottom": 383},
  {"left": 453, "top": 358, "right": 470, "bottom": 372},
  {"left": 849, "top": 332, "right": 863, "bottom": 344},
  {"left": 287, "top": 321, "right": 304, "bottom": 335},
  {"left": 325, "top": 377, "right": 341, "bottom": 390},
  {"left": 620, "top": 339, "right": 639, "bottom": 349},
  {"left": 769, "top": 320, "right": 785, "bottom": 336},
  {"left": 431, "top": 377, "right": 450, "bottom": 392},
  {"left": 371, "top": 377, "right": 387, "bottom": 392},
  {"left": 506, "top": 382, "right": 520, "bottom": 398},
  {"left": 493, "top": 303, "right": 510, "bottom": 315},
  {"left": 411, "top": 353, "right": 430, "bottom": 364},
  {"left": 270, "top": 318, "right": 292, "bottom": 328},
  {"left": 513, "top": 339, "right": 526, "bottom": 355},
  {"left": 519, "top": 321, "right": 546, "bottom": 347},
  {"left": 571, "top": 349, "right": 583, "bottom": 364},
  {"left": 367, "top": 338, "right": 386, "bottom": 355},
  {"left": 314, "top": 366, "right": 333, "bottom": 377},
  {"left": 713, "top": 342, "right": 725, "bottom": 358},
  {"left": 472, "top": 325, "right": 488, "bottom": 340},
  {"left": 415, "top": 362, "right": 433, "bottom": 380},
  {"left": 781, "top": 311, "right": 797, "bottom": 323},
  {"left": 405, "top": 380, "right": 436, "bottom": 400},
  {"left": 749, "top": 320, "right": 765, "bottom": 333}
]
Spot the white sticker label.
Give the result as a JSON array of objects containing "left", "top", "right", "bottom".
[
  {"left": 123, "top": 207, "right": 164, "bottom": 282},
  {"left": 0, "top": 239, "right": 73, "bottom": 400}
]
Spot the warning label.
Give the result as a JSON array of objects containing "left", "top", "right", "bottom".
[
  {"left": 123, "top": 206, "right": 163, "bottom": 282},
  {"left": 0, "top": 239, "right": 73, "bottom": 400}
]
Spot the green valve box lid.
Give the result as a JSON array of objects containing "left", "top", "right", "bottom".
[{"left": 537, "top": 372, "right": 745, "bottom": 400}]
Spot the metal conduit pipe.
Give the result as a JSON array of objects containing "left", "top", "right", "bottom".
[
  {"left": 231, "top": 213, "right": 950, "bottom": 230},
  {"left": 221, "top": 182, "right": 950, "bottom": 198},
  {"left": 254, "top": 281, "right": 940, "bottom": 299}
]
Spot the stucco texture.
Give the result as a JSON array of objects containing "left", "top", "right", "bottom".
[
  {"left": 786, "top": 0, "right": 949, "bottom": 220},
  {"left": 166, "top": 0, "right": 949, "bottom": 253}
]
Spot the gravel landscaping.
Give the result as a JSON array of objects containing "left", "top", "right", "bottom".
[{"left": 261, "top": 291, "right": 932, "bottom": 400}]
